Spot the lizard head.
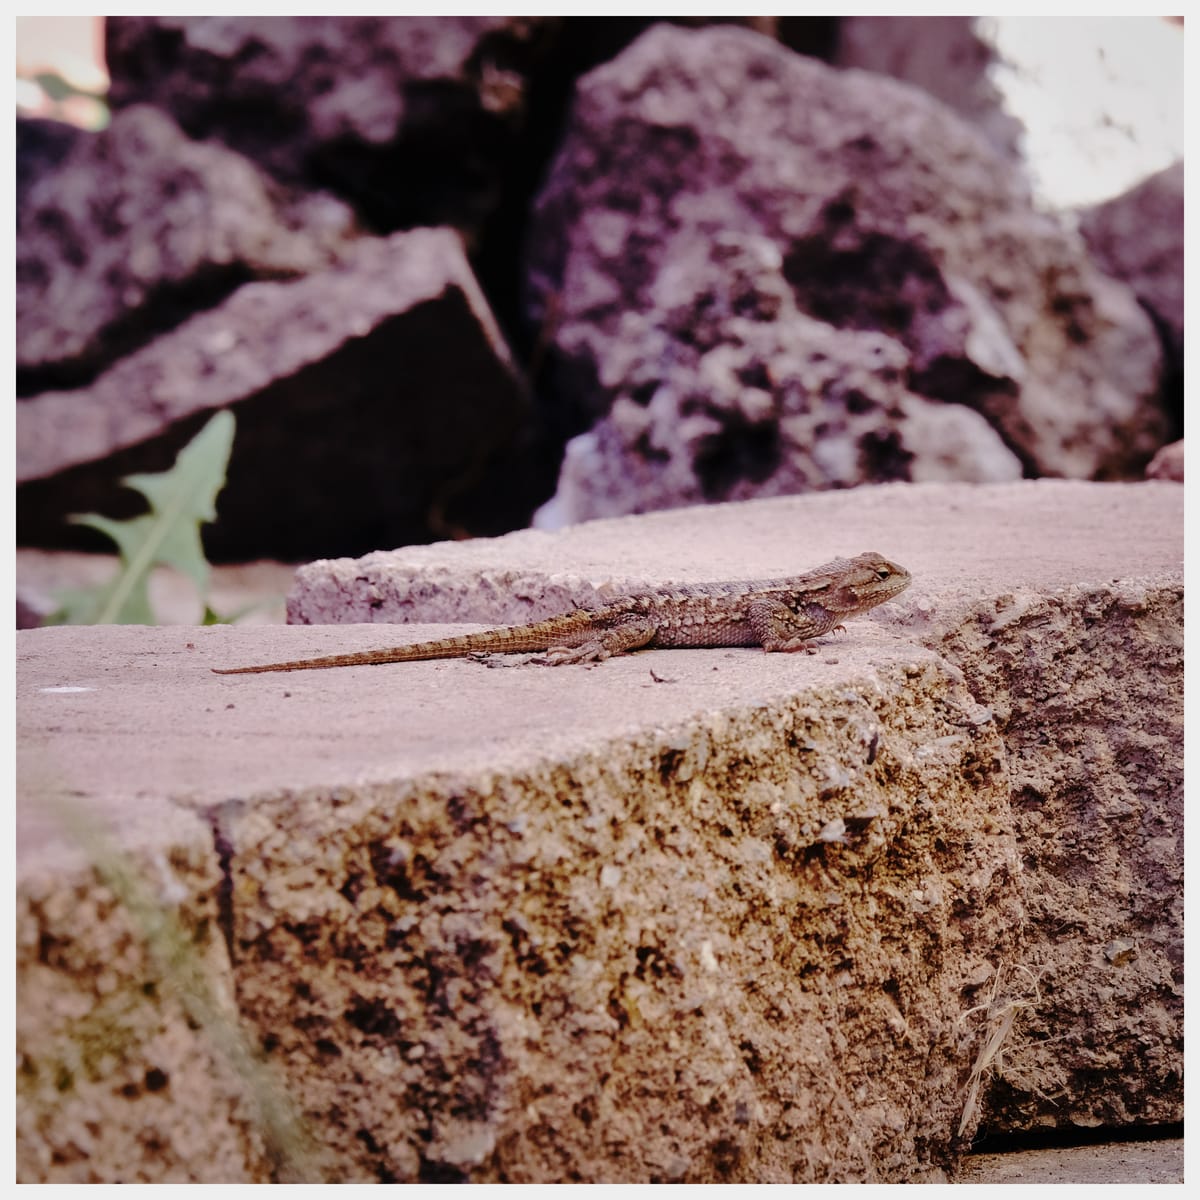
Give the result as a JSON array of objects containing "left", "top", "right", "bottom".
[{"left": 829, "top": 552, "right": 911, "bottom": 613}]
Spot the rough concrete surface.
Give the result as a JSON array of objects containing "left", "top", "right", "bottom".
[
  {"left": 15, "top": 481, "right": 1181, "bottom": 1182},
  {"left": 961, "top": 1138, "right": 1184, "bottom": 1185}
]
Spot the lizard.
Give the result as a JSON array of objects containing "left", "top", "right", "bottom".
[{"left": 212, "top": 551, "right": 910, "bottom": 674}]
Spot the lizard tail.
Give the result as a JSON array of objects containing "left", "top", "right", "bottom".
[{"left": 211, "top": 617, "right": 580, "bottom": 674}]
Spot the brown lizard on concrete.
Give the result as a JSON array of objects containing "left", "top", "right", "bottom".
[{"left": 213, "top": 551, "right": 910, "bottom": 674}]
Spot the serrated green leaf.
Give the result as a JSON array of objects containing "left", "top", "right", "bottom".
[{"left": 54, "top": 411, "right": 236, "bottom": 625}]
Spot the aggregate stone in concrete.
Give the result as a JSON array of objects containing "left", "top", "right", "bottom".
[{"left": 16, "top": 480, "right": 1181, "bottom": 1182}]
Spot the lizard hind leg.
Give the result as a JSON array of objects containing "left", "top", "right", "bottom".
[{"left": 540, "top": 616, "right": 658, "bottom": 664}]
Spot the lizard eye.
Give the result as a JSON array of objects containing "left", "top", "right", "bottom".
[{"left": 875, "top": 568, "right": 890, "bottom": 580}]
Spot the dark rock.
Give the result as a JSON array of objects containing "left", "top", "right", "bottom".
[
  {"left": 16, "top": 104, "right": 359, "bottom": 395},
  {"left": 104, "top": 16, "right": 556, "bottom": 237},
  {"left": 17, "top": 229, "right": 544, "bottom": 562},
  {"left": 525, "top": 24, "right": 1165, "bottom": 520},
  {"left": 16, "top": 115, "right": 89, "bottom": 212}
]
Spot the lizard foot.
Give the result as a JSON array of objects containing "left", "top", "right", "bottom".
[
  {"left": 762, "top": 637, "right": 819, "bottom": 654},
  {"left": 537, "top": 641, "right": 610, "bottom": 665}
]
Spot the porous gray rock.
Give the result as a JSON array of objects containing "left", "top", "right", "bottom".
[
  {"left": 525, "top": 24, "right": 1166, "bottom": 519},
  {"left": 1078, "top": 161, "right": 1183, "bottom": 375},
  {"left": 534, "top": 232, "right": 1020, "bottom": 526},
  {"left": 104, "top": 16, "right": 554, "bottom": 236},
  {"left": 16, "top": 104, "right": 358, "bottom": 394},
  {"left": 835, "top": 16, "right": 1023, "bottom": 162},
  {"left": 1145, "top": 439, "right": 1182, "bottom": 482},
  {"left": 17, "top": 229, "right": 541, "bottom": 562}
]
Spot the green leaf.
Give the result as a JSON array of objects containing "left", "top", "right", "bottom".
[
  {"left": 51, "top": 411, "right": 236, "bottom": 625},
  {"left": 33, "top": 71, "right": 107, "bottom": 103}
]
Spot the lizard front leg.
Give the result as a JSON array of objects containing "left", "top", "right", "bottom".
[
  {"left": 540, "top": 616, "right": 658, "bottom": 664},
  {"left": 748, "top": 598, "right": 837, "bottom": 653}
]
